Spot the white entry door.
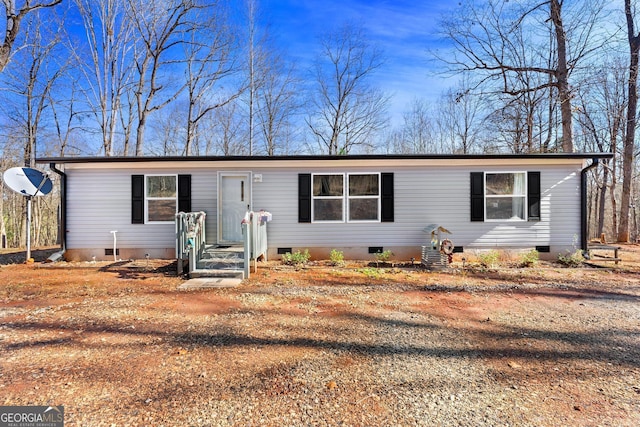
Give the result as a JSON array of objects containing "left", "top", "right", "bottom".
[{"left": 219, "top": 173, "right": 251, "bottom": 244}]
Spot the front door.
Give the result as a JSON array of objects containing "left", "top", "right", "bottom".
[{"left": 219, "top": 173, "right": 251, "bottom": 244}]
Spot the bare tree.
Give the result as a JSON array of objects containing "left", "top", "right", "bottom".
[
  {"left": 183, "top": 2, "right": 238, "bottom": 155},
  {"left": 129, "top": 0, "right": 199, "bottom": 156},
  {"left": 306, "top": 23, "right": 389, "bottom": 155},
  {"left": 381, "top": 128, "right": 405, "bottom": 154},
  {"left": 212, "top": 99, "right": 247, "bottom": 155},
  {"left": 619, "top": 0, "right": 640, "bottom": 242},
  {"left": 255, "top": 51, "right": 300, "bottom": 155},
  {"left": 238, "top": 0, "right": 300, "bottom": 156},
  {"left": 0, "top": 11, "right": 64, "bottom": 249},
  {"left": 2, "top": 14, "right": 64, "bottom": 166},
  {"left": 440, "top": 0, "right": 608, "bottom": 153},
  {"left": 148, "top": 102, "right": 185, "bottom": 155},
  {"left": 401, "top": 98, "right": 435, "bottom": 153},
  {"left": 575, "top": 60, "right": 627, "bottom": 241},
  {"left": 436, "top": 81, "right": 485, "bottom": 154},
  {"left": 74, "top": 0, "right": 137, "bottom": 156},
  {"left": 243, "top": 0, "right": 263, "bottom": 155},
  {"left": 0, "top": 0, "right": 62, "bottom": 72},
  {"left": 49, "top": 81, "right": 82, "bottom": 156}
]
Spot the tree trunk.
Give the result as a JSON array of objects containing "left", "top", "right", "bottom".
[
  {"left": 135, "top": 116, "right": 146, "bottom": 156},
  {"left": 611, "top": 156, "right": 619, "bottom": 241},
  {"left": 550, "top": 0, "right": 573, "bottom": 153},
  {"left": 619, "top": 0, "right": 640, "bottom": 242},
  {"left": 185, "top": 98, "right": 194, "bottom": 156}
]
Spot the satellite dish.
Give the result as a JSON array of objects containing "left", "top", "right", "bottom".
[
  {"left": 3, "top": 167, "right": 53, "bottom": 196},
  {"left": 2, "top": 166, "right": 54, "bottom": 263}
]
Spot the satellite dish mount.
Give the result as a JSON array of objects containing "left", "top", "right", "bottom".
[{"left": 2, "top": 167, "right": 53, "bottom": 262}]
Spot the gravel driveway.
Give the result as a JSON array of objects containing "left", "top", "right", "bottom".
[{"left": 0, "top": 254, "right": 639, "bottom": 426}]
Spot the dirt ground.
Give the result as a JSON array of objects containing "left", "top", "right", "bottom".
[{"left": 0, "top": 246, "right": 639, "bottom": 426}]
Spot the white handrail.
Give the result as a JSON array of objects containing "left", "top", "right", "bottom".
[{"left": 175, "top": 211, "right": 207, "bottom": 275}]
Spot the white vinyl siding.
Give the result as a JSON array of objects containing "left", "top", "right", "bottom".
[
  {"left": 62, "top": 159, "right": 583, "bottom": 258},
  {"left": 260, "top": 165, "right": 578, "bottom": 251},
  {"left": 64, "top": 168, "right": 217, "bottom": 251}
]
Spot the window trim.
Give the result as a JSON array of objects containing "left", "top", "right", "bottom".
[
  {"left": 145, "top": 174, "right": 178, "bottom": 224},
  {"left": 346, "top": 172, "right": 381, "bottom": 223},
  {"left": 310, "top": 172, "right": 382, "bottom": 223},
  {"left": 311, "top": 173, "right": 345, "bottom": 223},
  {"left": 484, "top": 171, "right": 527, "bottom": 222}
]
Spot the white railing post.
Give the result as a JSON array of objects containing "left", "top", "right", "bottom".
[
  {"left": 243, "top": 216, "right": 251, "bottom": 279},
  {"left": 175, "top": 213, "right": 182, "bottom": 274},
  {"left": 175, "top": 211, "right": 206, "bottom": 277},
  {"left": 189, "top": 239, "right": 196, "bottom": 273}
]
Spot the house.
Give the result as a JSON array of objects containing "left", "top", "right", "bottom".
[{"left": 36, "top": 153, "right": 611, "bottom": 263}]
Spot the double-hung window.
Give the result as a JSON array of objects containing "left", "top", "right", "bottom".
[
  {"left": 484, "top": 172, "right": 526, "bottom": 221},
  {"left": 313, "top": 174, "right": 345, "bottom": 222},
  {"left": 312, "top": 173, "right": 381, "bottom": 222},
  {"left": 348, "top": 174, "right": 380, "bottom": 221},
  {"left": 146, "top": 175, "right": 177, "bottom": 222}
]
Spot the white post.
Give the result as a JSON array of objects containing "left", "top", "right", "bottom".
[
  {"left": 243, "top": 221, "right": 250, "bottom": 279},
  {"left": 26, "top": 196, "right": 32, "bottom": 262},
  {"left": 110, "top": 231, "right": 118, "bottom": 262}
]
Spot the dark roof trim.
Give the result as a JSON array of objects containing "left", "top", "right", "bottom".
[{"left": 37, "top": 153, "right": 613, "bottom": 164}]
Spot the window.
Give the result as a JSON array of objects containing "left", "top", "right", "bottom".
[
  {"left": 348, "top": 174, "right": 380, "bottom": 221},
  {"left": 313, "top": 174, "right": 344, "bottom": 221},
  {"left": 484, "top": 172, "right": 526, "bottom": 221},
  {"left": 311, "top": 173, "right": 381, "bottom": 222},
  {"left": 132, "top": 174, "right": 190, "bottom": 224},
  {"left": 146, "top": 175, "right": 177, "bottom": 222},
  {"left": 299, "top": 173, "right": 393, "bottom": 223}
]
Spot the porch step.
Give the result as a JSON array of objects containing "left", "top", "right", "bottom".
[
  {"left": 190, "top": 268, "right": 244, "bottom": 279},
  {"left": 191, "top": 245, "right": 245, "bottom": 279},
  {"left": 178, "top": 277, "right": 242, "bottom": 290}
]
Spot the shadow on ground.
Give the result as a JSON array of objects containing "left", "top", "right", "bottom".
[{"left": 0, "top": 247, "right": 59, "bottom": 265}]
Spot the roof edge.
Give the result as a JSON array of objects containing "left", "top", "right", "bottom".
[{"left": 37, "top": 152, "right": 613, "bottom": 164}]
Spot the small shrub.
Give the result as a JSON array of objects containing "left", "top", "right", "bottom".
[
  {"left": 518, "top": 249, "right": 539, "bottom": 268},
  {"left": 329, "top": 249, "right": 345, "bottom": 266},
  {"left": 357, "top": 267, "right": 382, "bottom": 279},
  {"left": 373, "top": 249, "right": 393, "bottom": 266},
  {"left": 477, "top": 250, "right": 500, "bottom": 269},
  {"left": 558, "top": 249, "right": 584, "bottom": 267},
  {"left": 281, "top": 249, "right": 310, "bottom": 266}
]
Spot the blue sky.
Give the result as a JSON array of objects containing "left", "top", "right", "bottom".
[{"left": 262, "top": 0, "right": 458, "bottom": 124}]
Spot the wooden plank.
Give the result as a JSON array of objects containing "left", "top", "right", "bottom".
[{"left": 588, "top": 246, "right": 621, "bottom": 264}]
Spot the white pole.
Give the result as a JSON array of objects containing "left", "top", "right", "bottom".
[
  {"left": 26, "top": 196, "right": 32, "bottom": 262},
  {"left": 110, "top": 231, "right": 118, "bottom": 262},
  {"left": 25, "top": 173, "right": 50, "bottom": 263}
]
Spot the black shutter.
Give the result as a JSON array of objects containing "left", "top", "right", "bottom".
[
  {"left": 178, "top": 174, "right": 192, "bottom": 213},
  {"left": 470, "top": 172, "right": 484, "bottom": 222},
  {"left": 381, "top": 173, "right": 394, "bottom": 222},
  {"left": 528, "top": 171, "right": 541, "bottom": 221},
  {"left": 298, "top": 173, "right": 311, "bottom": 223},
  {"left": 132, "top": 175, "right": 144, "bottom": 224}
]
